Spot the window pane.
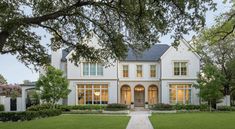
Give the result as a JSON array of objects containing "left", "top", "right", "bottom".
[
  {"left": 181, "top": 62, "right": 187, "bottom": 75},
  {"left": 86, "top": 89, "right": 92, "bottom": 104},
  {"left": 123, "top": 65, "right": 128, "bottom": 77},
  {"left": 148, "top": 86, "right": 157, "bottom": 105},
  {"left": 121, "top": 86, "right": 131, "bottom": 105},
  {"left": 150, "top": 65, "right": 156, "bottom": 77},
  {"left": 78, "top": 89, "right": 84, "bottom": 104},
  {"left": 185, "top": 89, "right": 191, "bottom": 104},
  {"left": 101, "top": 89, "right": 108, "bottom": 104},
  {"left": 97, "top": 64, "right": 103, "bottom": 75},
  {"left": 177, "top": 89, "right": 184, "bottom": 104},
  {"left": 174, "top": 62, "right": 180, "bottom": 75},
  {"left": 90, "top": 63, "right": 96, "bottom": 75},
  {"left": 83, "top": 63, "right": 89, "bottom": 75},
  {"left": 170, "top": 88, "right": 176, "bottom": 104},
  {"left": 137, "top": 65, "right": 142, "bottom": 77},
  {"left": 94, "top": 89, "right": 100, "bottom": 104}
]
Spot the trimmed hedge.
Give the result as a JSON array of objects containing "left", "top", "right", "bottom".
[
  {"left": 105, "top": 104, "right": 128, "bottom": 111},
  {"left": 0, "top": 109, "right": 61, "bottom": 122},
  {"left": 151, "top": 103, "right": 174, "bottom": 110},
  {"left": 27, "top": 104, "right": 54, "bottom": 111},
  {"left": 217, "top": 106, "right": 235, "bottom": 111},
  {"left": 0, "top": 104, "right": 4, "bottom": 111},
  {"left": 151, "top": 103, "right": 209, "bottom": 111}
]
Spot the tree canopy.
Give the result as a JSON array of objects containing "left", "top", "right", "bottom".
[
  {"left": 36, "top": 66, "right": 70, "bottom": 105},
  {"left": 0, "top": 0, "right": 216, "bottom": 68},
  {"left": 0, "top": 74, "right": 7, "bottom": 84}
]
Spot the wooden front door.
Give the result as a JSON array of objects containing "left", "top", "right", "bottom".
[{"left": 134, "top": 86, "right": 145, "bottom": 107}]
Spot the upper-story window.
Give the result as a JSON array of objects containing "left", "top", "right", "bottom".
[
  {"left": 136, "top": 65, "right": 143, "bottom": 77},
  {"left": 174, "top": 62, "right": 187, "bottom": 76},
  {"left": 150, "top": 65, "right": 156, "bottom": 77},
  {"left": 123, "top": 65, "right": 129, "bottom": 77},
  {"left": 83, "top": 63, "right": 103, "bottom": 76}
]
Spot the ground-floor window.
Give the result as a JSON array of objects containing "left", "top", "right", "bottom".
[
  {"left": 121, "top": 85, "right": 131, "bottom": 105},
  {"left": 148, "top": 85, "right": 158, "bottom": 105},
  {"left": 169, "top": 84, "right": 192, "bottom": 104},
  {"left": 77, "top": 84, "right": 108, "bottom": 104}
]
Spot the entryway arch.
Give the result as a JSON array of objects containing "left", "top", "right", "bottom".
[
  {"left": 121, "top": 85, "right": 131, "bottom": 105},
  {"left": 134, "top": 85, "right": 145, "bottom": 107}
]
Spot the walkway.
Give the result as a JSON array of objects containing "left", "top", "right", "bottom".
[{"left": 126, "top": 109, "right": 154, "bottom": 129}]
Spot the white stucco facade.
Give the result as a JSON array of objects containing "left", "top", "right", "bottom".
[{"left": 48, "top": 39, "right": 201, "bottom": 107}]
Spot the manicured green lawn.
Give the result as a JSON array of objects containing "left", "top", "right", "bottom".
[
  {"left": 0, "top": 114, "right": 130, "bottom": 129},
  {"left": 150, "top": 112, "right": 235, "bottom": 129}
]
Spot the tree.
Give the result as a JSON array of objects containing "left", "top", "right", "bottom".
[
  {"left": 0, "top": 0, "right": 216, "bottom": 68},
  {"left": 36, "top": 66, "right": 70, "bottom": 106},
  {"left": 0, "top": 74, "right": 7, "bottom": 84},
  {"left": 194, "top": 64, "right": 225, "bottom": 111}
]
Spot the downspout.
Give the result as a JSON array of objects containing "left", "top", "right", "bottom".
[
  {"left": 117, "top": 60, "right": 119, "bottom": 104},
  {"left": 160, "top": 59, "right": 162, "bottom": 104}
]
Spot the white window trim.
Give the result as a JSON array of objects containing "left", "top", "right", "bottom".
[
  {"left": 172, "top": 61, "right": 189, "bottom": 76},
  {"left": 82, "top": 63, "right": 103, "bottom": 76},
  {"left": 122, "top": 64, "right": 129, "bottom": 78},
  {"left": 136, "top": 64, "right": 143, "bottom": 78},
  {"left": 169, "top": 84, "right": 192, "bottom": 104},
  {"left": 150, "top": 64, "right": 157, "bottom": 78}
]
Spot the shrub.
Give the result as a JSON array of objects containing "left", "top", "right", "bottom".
[
  {"left": 0, "top": 104, "right": 4, "bottom": 111},
  {"left": 200, "top": 104, "right": 209, "bottom": 111},
  {"left": 151, "top": 103, "right": 174, "bottom": 110},
  {"left": 217, "top": 106, "right": 232, "bottom": 111},
  {"left": 69, "top": 105, "right": 106, "bottom": 111},
  {"left": 0, "top": 109, "right": 61, "bottom": 122},
  {"left": 105, "top": 103, "right": 128, "bottom": 111},
  {"left": 173, "top": 104, "right": 201, "bottom": 110},
  {"left": 27, "top": 103, "right": 54, "bottom": 111}
]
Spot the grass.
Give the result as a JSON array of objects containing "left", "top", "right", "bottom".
[
  {"left": 150, "top": 112, "right": 235, "bottom": 129},
  {"left": 0, "top": 114, "right": 130, "bottom": 129}
]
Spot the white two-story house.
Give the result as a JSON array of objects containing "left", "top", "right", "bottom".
[{"left": 51, "top": 36, "right": 200, "bottom": 108}]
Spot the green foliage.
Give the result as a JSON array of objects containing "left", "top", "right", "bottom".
[
  {"left": 173, "top": 104, "right": 209, "bottom": 111},
  {"left": 217, "top": 106, "right": 234, "bottom": 111},
  {"left": 0, "top": 0, "right": 216, "bottom": 68},
  {"left": 151, "top": 103, "right": 174, "bottom": 110},
  {"left": 194, "top": 64, "right": 225, "bottom": 108},
  {"left": 0, "top": 109, "right": 61, "bottom": 122},
  {"left": 0, "top": 104, "right": 4, "bottom": 111},
  {"left": 36, "top": 66, "right": 70, "bottom": 105},
  {"left": 105, "top": 104, "right": 128, "bottom": 111},
  {"left": 27, "top": 103, "right": 54, "bottom": 111},
  {"left": 0, "top": 74, "right": 7, "bottom": 84}
]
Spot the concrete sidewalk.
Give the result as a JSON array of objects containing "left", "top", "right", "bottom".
[{"left": 126, "top": 111, "right": 154, "bottom": 129}]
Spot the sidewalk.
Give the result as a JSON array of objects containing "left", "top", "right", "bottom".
[{"left": 126, "top": 110, "right": 154, "bottom": 129}]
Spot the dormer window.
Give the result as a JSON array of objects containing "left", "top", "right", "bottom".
[{"left": 83, "top": 63, "right": 103, "bottom": 76}]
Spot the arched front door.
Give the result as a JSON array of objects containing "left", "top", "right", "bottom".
[{"left": 134, "top": 85, "right": 145, "bottom": 107}]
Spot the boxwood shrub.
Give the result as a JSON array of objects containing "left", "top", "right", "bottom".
[
  {"left": 27, "top": 103, "right": 54, "bottom": 111},
  {"left": 151, "top": 103, "right": 174, "bottom": 110},
  {"left": 105, "top": 103, "right": 128, "bottom": 111},
  {"left": 0, "top": 104, "right": 4, "bottom": 111},
  {"left": 217, "top": 106, "right": 234, "bottom": 111},
  {"left": 0, "top": 109, "right": 61, "bottom": 122}
]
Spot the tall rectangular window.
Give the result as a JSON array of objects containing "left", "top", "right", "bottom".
[
  {"left": 150, "top": 65, "right": 156, "bottom": 77},
  {"left": 83, "top": 63, "right": 103, "bottom": 76},
  {"left": 169, "top": 84, "right": 191, "bottom": 104},
  {"left": 136, "top": 65, "right": 143, "bottom": 77},
  {"left": 123, "top": 65, "right": 129, "bottom": 77},
  {"left": 174, "top": 62, "right": 188, "bottom": 76}
]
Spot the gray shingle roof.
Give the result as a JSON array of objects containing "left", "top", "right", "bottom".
[
  {"left": 124, "top": 44, "right": 170, "bottom": 61},
  {"left": 61, "top": 44, "right": 170, "bottom": 62}
]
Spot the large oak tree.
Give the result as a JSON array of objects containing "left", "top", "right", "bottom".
[{"left": 0, "top": 0, "right": 216, "bottom": 68}]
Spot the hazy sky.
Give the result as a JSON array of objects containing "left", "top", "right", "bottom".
[{"left": 0, "top": 0, "right": 232, "bottom": 84}]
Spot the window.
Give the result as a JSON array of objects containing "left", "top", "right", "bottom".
[
  {"left": 136, "top": 65, "right": 143, "bottom": 77},
  {"left": 174, "top": 62, "right": 187, "bottom": 76},
  {"left": 123, "top": 65, "right": 129, "bottom": 77},
  {"left": 77, "top": 84, "right": 108, "bottom": 104},
  {"left": 150, "top": 65, "right": 156, "bottom": 77},
  {"left": 169, "top": 84, "right": 192, "bottom": 104},
  {"left": 82, "top": 63, "right": 103, "bottom": 76},
  {"left": 121, "top": 85, "right": 131, "bottom": 105},
  {"left": 148, "top": 85, "right": 158, "bottom": 105}
]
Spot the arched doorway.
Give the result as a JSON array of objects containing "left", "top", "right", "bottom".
[
  {"left": 121, "top": 85, "right": 131, "bottom": 105},
  {"left": 148, "top": 85, "right": 158, "bottom": 105},
  {"left": 134, "top": 85, "right": 145, "bottom": 107}
]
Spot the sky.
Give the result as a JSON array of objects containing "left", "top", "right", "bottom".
[{"left": 0, "top": 0, "right": 232, "bottom": 84}]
